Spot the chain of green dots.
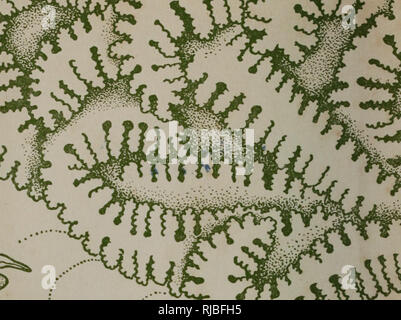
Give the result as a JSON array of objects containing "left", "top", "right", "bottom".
[
  {"left": 18, "top": 229, "right": 68, "bottom": 243},
  {"left": 48, "top": 258, "right": 100, "bottom": 300},
  {"left": 142, "top": 291, "right": 169, "bottom": 300}
]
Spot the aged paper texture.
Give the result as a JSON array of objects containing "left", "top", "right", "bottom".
[{"left": 0, "top": 0, "right": 401, "bottom": 300}]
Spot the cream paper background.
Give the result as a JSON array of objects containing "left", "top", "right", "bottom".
[{"left": 0, "top": 0, "right": 400, "bottom": 299}]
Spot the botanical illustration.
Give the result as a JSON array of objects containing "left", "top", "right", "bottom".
[{"left": 0, "top": 0, "right": 400, "bottom": 299}]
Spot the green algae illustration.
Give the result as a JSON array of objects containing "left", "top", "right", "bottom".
[
  {"left": 0, "top": 0, "right": 400, "bottom": 299},
  {"left": 0, "top": 254, "right": 31, "bottom": 291}
]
